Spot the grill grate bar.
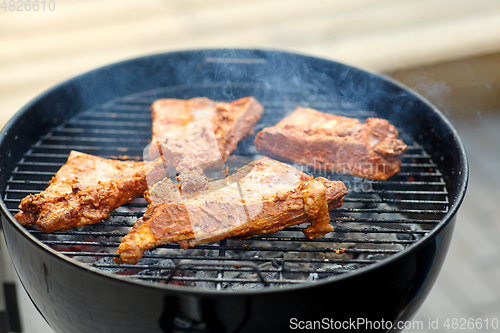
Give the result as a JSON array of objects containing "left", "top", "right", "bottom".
[
  {"left": 23, "top": 152, "right": 73, "bottom": 158},
  {"left": 145, "top": 276, "right": 309, "bottom": 285},
  {"left": 7, "top": 207, "right": 445, "bottom": 221},
  {"left": 91, "top": 264, "right": 351, "bottom": 276},
  {"left": 3, "top": 208, "right": 442, "bottom": 228},
  {"left": 38, "top": 240, "right": 401, "bottom": 254},
  {"left": 66, "top": 119, "right": 151, "bottom": 127},
  {"left": 3, "top": 191, "right": 448, "bottom": 206},
  {"left": 34, "top": 135, "right": 422, "bottom": 154},
  {"left": 32, "top": 144, "right": 144, "bottom": 152},
  {"left": 11, "top": 170, "right": 56, "bottom": 176},
  {"left": 0, "top": 207, "right": 439, "bottom": 226},
  {"left": 396, "top": 171, "right": 442, "bottom": 177},
  {"left": 22, "top": 152, "right": 142, "bottom": 160},
  {"left": 283, "top": 226, "right": 427, "bottom": 234},
  {"left": 350, "top": 189, "right": 448, "bottom": 195},
  {"left": 84, "top": 104, "right": 151, "bottom": 111},
  {"left": 46, "top": 136, "right": 150, "bottom": 144},
  {"left": 5, "top": 189, "right": 51, "bottom": 194},
  {"left": 400, "top": 163, "right": 438, "bottom": 168},
  {"left": 374, "top": 180, "right": 445, "bottom": 185},
  {"left": 7, "top": 180, "right": 49, "bottom": 185},
  {"left": 17, "top": 161, "right": 65, "bottom": 167},
  {"left": 24, "top": 223, "right": 430, "bottom": 236},
  {"left": 333, "top": 217, "right": 441, "bottom": 224},
  {"left": 109, "top": 211, "right": 145, "bottom": 217},
  {"left": 249, "top": 236, "right": 416, "bottom": 244},
  {"left": 56, "top": 128, "right": 151, "bottom": 135},
  {"left": 332, "top": 227, "right": 427, "bottom": 234},
  {"left": 342, "top": 197, "right": 448, "bottom": 205},
  {"left": 82, "top": 112, "right": 150, "bottom": 118},
  {"left": 402, "top": 154, "right": 431, "bottom": 158},
  {"left": 25, "top": 230, "right": 416, "bottom": 245},
  {"left": 335, "top": 207, "right": 447, "bottom": 214},
  {"left": 58, "top": 252, "right": 377, "bottom": 264},
  {"left": 399, "top": 145, "right": 427, "bottom": 151}
]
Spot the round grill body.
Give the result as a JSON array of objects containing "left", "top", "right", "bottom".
[{"left": 0, "top": 50, "right": 467, "bottom": 333}]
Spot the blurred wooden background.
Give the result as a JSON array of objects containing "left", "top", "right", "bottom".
[
  {"left": 2, "top": 0, "right": 500, "bottom": 128},
  {"left": 1, "top": 1, "right": 500, "bottom": 332}
]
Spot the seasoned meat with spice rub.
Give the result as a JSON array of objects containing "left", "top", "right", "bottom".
[
  {"left": 116, "top": 157, "right": 347, "bottom": 264},
  {"left": 254, "top": 107, "right": 407, "bottom": 180},
  {"left": 14, "top": 151, "right": 166, "bottom": 233},
  {"left": 150, "top": 96, "right": 264, "bottom": 165}
]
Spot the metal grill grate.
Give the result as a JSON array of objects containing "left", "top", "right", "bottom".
[{"left": 3, "top": 85, "right": 449, "bottom": 290}]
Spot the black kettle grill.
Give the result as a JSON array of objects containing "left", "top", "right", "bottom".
[{"left": 0, "top": 49, "right": 467, "bottom": 332}]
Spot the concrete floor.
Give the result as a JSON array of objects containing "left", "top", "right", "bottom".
[
  {"left": 407, "top": 111, "right": 500, "bottom": 332},
  {"left": 14, "top": 279, "right": 53, "bottom": 333}
]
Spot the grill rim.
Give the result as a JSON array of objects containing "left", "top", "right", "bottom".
[{"left": 0, "top": 48, "right": 468, "bottom": 296}]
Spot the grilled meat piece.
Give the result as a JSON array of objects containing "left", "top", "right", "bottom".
[
  {"left": 116, "top": 156, "right": 347, "bottom": 264},
  {"left": 254, "top": 107, "right": 407, "bottom": 180},
  {"left": 150, "top": 96, "right": 264, "bottom": 165},
  {"left": 14, "top": 151, "right": 166, "bottom": 233}
]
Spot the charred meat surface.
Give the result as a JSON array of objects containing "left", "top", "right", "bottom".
[
  {"left": 116, "top": 156, "right": 347, "bottom": 264},
  {"left": 14, "top": 151, "right": 166, "bottom": 233},
  {"left": 254, "top": 107, "right": 407, "bottom": 180},
  {"left": 150, "top": 96, "right": 264, "bottom": 165}
]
